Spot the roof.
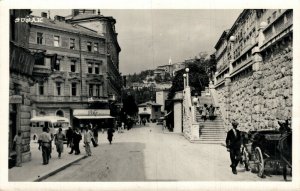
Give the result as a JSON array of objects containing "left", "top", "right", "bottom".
[
  {"left": 67, "top": 14, "right": 116, "bottom": 24},
  {"left": 214, "top": 30, "right": 229, "bottom": 49},
  {"left": 30, "top": 116, "right": 70, "bottom": 123},
  {"left": 138, "top": 102, "right": 162, "bottom": 107},
  {"left": 30, "top": 15, "right": 104, "bottom": 38}
]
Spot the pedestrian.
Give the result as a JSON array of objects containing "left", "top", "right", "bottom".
[
  {"left": 66, "top": 126, "right": 73, "bottom": 148},
  {"left": 69, "top": 127, "right": 82, "bottom": 155},
  {"left": 208, "top": 104, "right": 215, "bottom": 120},
  {"left": 117, "top": 121, "right": 121, "bottom": 133},
  {"left": 142, "top": 118, "right": 146, "bottom": 126},
  {"left": 226, "top": 120, "right": 242, "bottom": 174},
  {"left": 47, "top": 127, "right": 54, "bottom": 159},
  {"left": 13, "top": 131, "right": 22, "bottom": 167},
  {"left": 107, "top": 126, "right": 115, "bottom": 144},
  {"left": 93, "top": 125, "right": 99, "bottom": 144},
  {"left": 202, "top": 104, "right": 209, "bottom": 121},
  {"left": 54, "top": 128, "right": 65, "bottom": 158},
  {"left": 83, "top": 125, "right": 93, "bottom": 156},
  {"left": 38, "top": 127, "right": 52, "bottom": 165}
]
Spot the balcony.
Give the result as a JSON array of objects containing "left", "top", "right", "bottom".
[
  {"left": 263, "top": 11, "right": 293, "bottom": 45},
  {"left": 31, "top": 95, "right": 83, "bottom": 103},
  {"left": 32, "top": 65, "right": 52, "bottom": 77}
]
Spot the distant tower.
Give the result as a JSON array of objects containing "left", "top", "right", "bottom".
[{"left": 168, "top": 57, "right": 172, "bottom": 65}]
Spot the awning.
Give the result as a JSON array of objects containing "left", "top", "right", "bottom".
[{"left": 74, "top": 115, "right": 115, "bottom": 119}]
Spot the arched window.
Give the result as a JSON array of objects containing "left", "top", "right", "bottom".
[{"left": 56, "top": 110, "right": 64, "bottom": 117}]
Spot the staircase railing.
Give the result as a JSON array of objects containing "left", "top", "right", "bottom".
[{"left": 209, "top": 82, "right": 227, "bottom": 131}]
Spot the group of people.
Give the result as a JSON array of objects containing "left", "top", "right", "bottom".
[
  {"left": 36, "top": 123, "right": 116, "bottom": 165},
  {"left": 199, "top": 104, "right": 215, "bottom": 121}
]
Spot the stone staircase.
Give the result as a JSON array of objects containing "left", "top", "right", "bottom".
[{"left": 193, "top": 89, "right": 226, "bottom": 144}]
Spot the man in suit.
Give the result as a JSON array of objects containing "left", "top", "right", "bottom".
[{"left": 226, "top": 120, "right": 242, "bottom": 174}]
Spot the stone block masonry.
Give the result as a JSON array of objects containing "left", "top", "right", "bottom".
[{"left": 213, "top": 10, "right": 293, "bottom": 132}]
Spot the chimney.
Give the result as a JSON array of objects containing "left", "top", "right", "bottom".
[
  {"left": 41, "top": 12, "right": 47, "bottom": 18},
  {"left": 54, "top": 15, "right": 65, "bottom": 22}
]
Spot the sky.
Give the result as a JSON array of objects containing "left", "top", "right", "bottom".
[{"left": 31, "top": 9, "right": 242, "bottom": 75}]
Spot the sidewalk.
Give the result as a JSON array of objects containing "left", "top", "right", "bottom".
[{"left": 9, "top": 140, "right": 86, "bottom": 182}]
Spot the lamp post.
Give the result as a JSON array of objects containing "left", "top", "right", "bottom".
[
  {"left": 185, "top": 68, "right": 189, "bottom": 87},
  {"left": 183, "top": 73, "right": 187, "bottom": 89}
]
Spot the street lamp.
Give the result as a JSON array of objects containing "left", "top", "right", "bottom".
[
  {"left": 183, "top": 73, "right": 187, "bottom": 89},
  {"left": 185, "top": 68, "right": 189, "bottom": 87}
]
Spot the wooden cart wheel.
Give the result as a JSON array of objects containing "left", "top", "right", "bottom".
[{"left": 255, "top": 147, "right": 264, "bottom": 178}]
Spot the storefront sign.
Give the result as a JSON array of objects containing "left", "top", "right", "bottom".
[
  {"left": 9, "top": 95, "right": 23, "bottom": 104},
  {"left": 73, "top": 109, "right": 110, "bottom": 116}
]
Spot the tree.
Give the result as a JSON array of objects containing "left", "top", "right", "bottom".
[
  {"left": 168, "top": 61, "right": 209, "bottom": 99},
  {"left": 154, "top": 75, "right": 162, "bottom": 83},
  {"left": 122, "top": 93, "right": 138, "bottom": 117}
]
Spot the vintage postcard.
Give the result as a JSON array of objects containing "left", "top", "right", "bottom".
[{"left": 1, "top": 0, "right": 300, "bottom": 191}]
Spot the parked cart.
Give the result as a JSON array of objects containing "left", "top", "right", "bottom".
[{"left": 240, "top": 120, "right": 292, "bottom": 180}]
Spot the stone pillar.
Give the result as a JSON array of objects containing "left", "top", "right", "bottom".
[
  {"left": 173, "top": 101, "right": 182, "bottom": 133},
  {"left": 224, "top": 74, "right": 231, "bottom": 131},
  {"left": 191, "top": 123, "right": 200, "bottom": 140},
  {"left": 252, "top": 47, "right": 264, "bottom": 130}
]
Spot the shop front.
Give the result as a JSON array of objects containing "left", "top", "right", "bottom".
[{"left": 73, "top": 109, "right": 115, "bottom": 131}]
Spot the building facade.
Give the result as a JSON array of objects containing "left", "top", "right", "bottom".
[
  {"left": 28, "top": 10, "right": 122, "bottom": 126},
  {"left": 9, "top": 10, "right": 36, "bottom": 165},
  {"left": 213, "top": 9, "right": 293, "bottom": 131},
  {"left": 138, "top": 102, "right": 162, "bottom": 122}
]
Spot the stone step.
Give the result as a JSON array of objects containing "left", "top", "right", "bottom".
[
  {"left": 201, "top": 131, "right": 226, "bottom": 134},
  {"left": 192, "top": 140, "right": 225, "bottom": 144},
  {"left": 200, "top": 135, "right": 226, "bottom": 139},
  {"left": 201, "top": 125, "right": 224, "bottom": 127}
]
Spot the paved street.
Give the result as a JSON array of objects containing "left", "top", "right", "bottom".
[{"left": 44, "top": 123, "right": 289, "bottom": 181}]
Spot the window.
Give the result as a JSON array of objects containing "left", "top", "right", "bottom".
[
  {"left": 37, "top": 32, "right": 43, "bottom": 44},
  {"left": 54, "top": 36, "right": 60, "bottom": 47},
  {"left": 94, "top": 43, "right": 98, "bottom": 52},
  {"left": 88, "top": 63, "right": 93, "bottom": 73},
  {"left": 70, "top": 61, "right": 76, "bottom": 72},
  {"left": 95, "top": 63, "right": 99, "bottom": 74},
  {"left": 35, "top": 55, "right": 45, "bottom": 65},
  {"left": 38, "top": 82, "right": 44, "bottom": 95},
  {"left": 95, "top": 85, "right": 100, "bottom": 97},
  {"left": 89, "top": 84, "right": 94, "bottom": 97},
  {"left": 87, "top": 42, "right": 92, "bottom": 52},
  {"left": 56, "top": 82, "right": 61, "bottom": 96},
  {"left": 56, "top": 110, "right": 64, "bottom": 117},
  {"left": 71, "top": 83, "right": 77, "bottom": 96},
  {"left": 54, "top": 59, "right": 60, "bottom": 71},
  {"left": 70, "top": 38, "right": 75, "bottom": 49}
]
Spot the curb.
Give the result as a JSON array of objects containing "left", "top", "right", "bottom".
[{"left": 33, "top": 155, "right": 87, "bottom": 182}]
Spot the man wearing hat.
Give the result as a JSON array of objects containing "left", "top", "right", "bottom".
[{"left": 226, "top": 120, "right": 242, "bottom": 174}]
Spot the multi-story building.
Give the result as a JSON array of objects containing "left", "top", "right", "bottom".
[
  {"left": 28, "top": 9, "right": 121, "bottom": 125},
  {"left": 9, "top": 10, "right": 36, "bottom": 165},
  {"left": 213, "top": 9, "right": 293, "bottom": 131}
]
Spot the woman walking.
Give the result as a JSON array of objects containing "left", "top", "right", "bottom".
[{"left": 55, "top": 128, "right": 65, "bottom": 158}]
